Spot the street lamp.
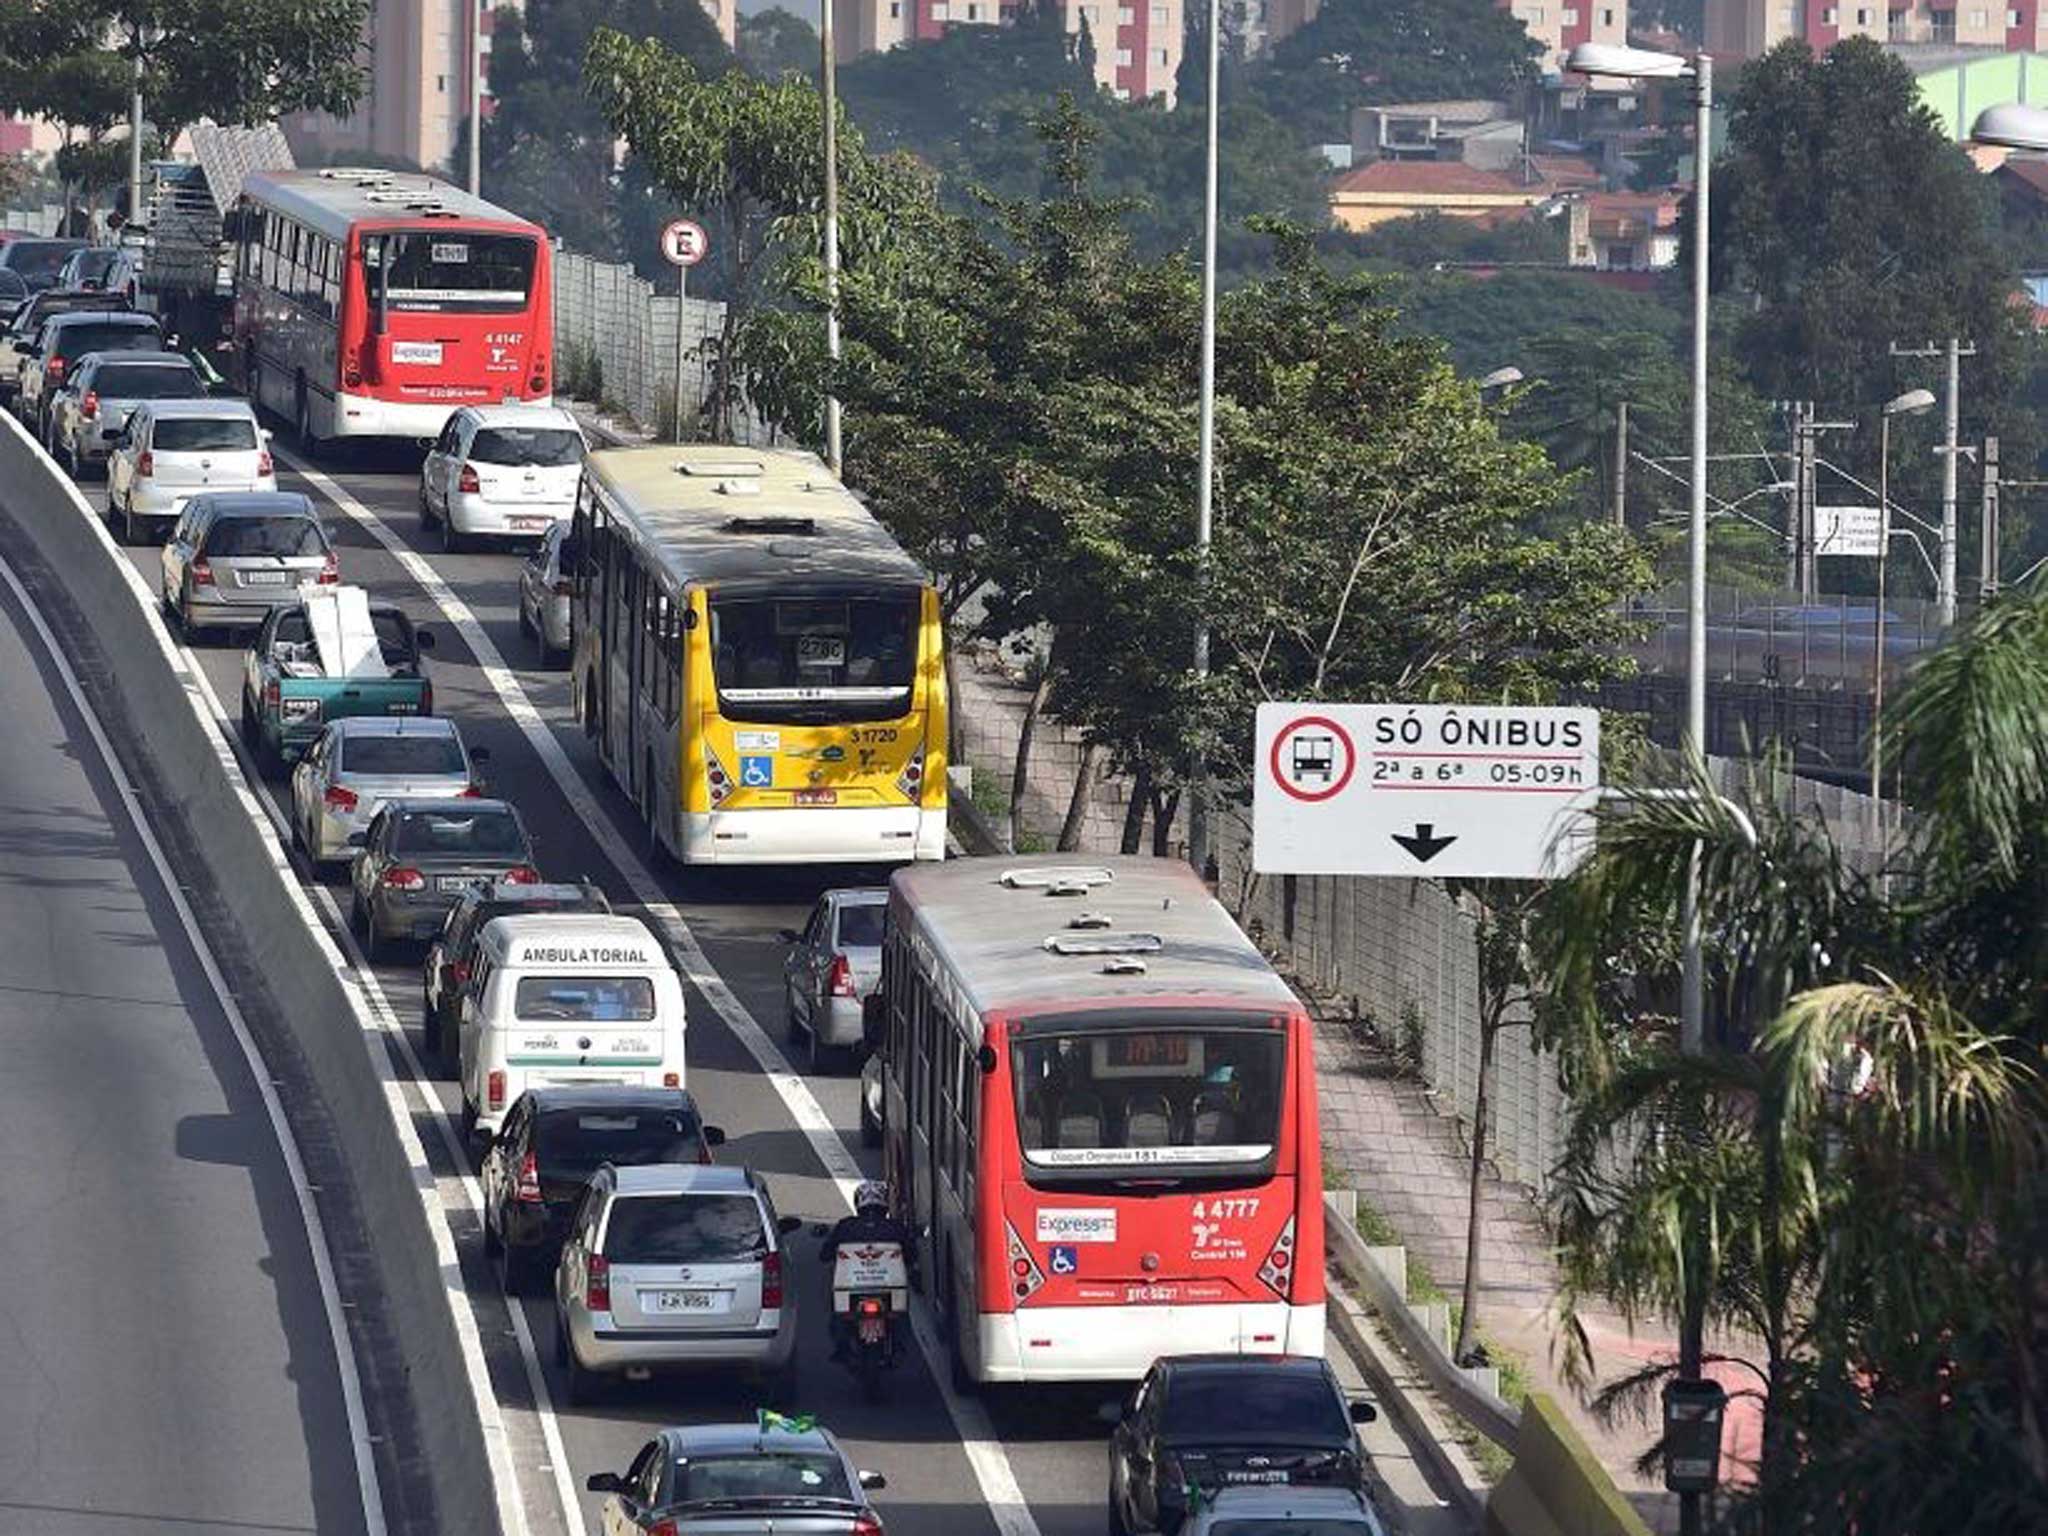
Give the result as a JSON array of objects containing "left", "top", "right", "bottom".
[
  {"left": 1477, "top": 365, "right": 1524, "bottom": 396},
  {"left": 1872, "top": 387, "right": 1936, "bottom": 815},
  {"left": 1186, "top": 0, "right": 1223, "bottom": 880},
  {"left": 1969, "top": 101, "right": 2048, "bottom": 150}
]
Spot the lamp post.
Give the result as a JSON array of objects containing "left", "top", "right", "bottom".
[
  {"left": 1568, "top": 41, "right": 1714, "bottom": 1536},
  {"left": 1873, "top": 388, "right": 1936, "bottom": 818},
  {"left": 820, "top": 0, "right": 843, "bottom": 475},
  {"left": 1185, "top": 0, "right": 1223, "bottom": 880}
]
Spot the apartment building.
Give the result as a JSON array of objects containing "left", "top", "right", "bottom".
[
  {"left": 831, "top": 0, "right": 1183, "bottom": 102},
  {"left": 1708, "top": 1, "right": 2043, "bottom": 58},
  {"left": 1503, "top": 0, "right": 1629, "bottom": 72}
]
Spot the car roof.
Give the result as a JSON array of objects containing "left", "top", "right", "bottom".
[
  {"left": 827, "top": 887, "right": 889, "bottom": 909},
  {"left": 1159, "top": 1353, "right": 1334, "bottom": 1379},
  {"left": 607, "top": 1163, "right": 752, "bottom": 1197},
  {"left": 482, "top": 911, "right": 654, "bottom": 946},
  {"left": 45, "top": 309, "right": 158, "bottom": 329},
  {"left": 392, "top": 797, "right": 517, "bottom": 816},
  {"left": 462, "top": 879, "right": 601, "bottom": 907},
  {"left": 137, "top": 398, "right": 260, "bottom": 419},
  {"left": 661, "top": 1420, "right": 844, "bottom": 1461},
  {"left": 524, "top": 1085, "right": 700, "bottom": 1117},
  {"left": 190, "top": 492, "right": 317, "bottom": 520},
  {"left": 461, "top": 403, "right": 582, "bottom": 431},
  {"left": 327, "top": 714, "right": 460, "bottom": 739},
  {"left": 77, "top": 351, "right": 196, "bottom": 371}
]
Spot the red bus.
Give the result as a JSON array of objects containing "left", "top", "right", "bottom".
[
  {"left": 228, "top": 168, "right": 553, "bottom": 444},
  {"left": 877, "top": 856, "right": 1325, "bottom": 1385}
]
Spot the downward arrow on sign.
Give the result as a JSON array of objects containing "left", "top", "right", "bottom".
[{"left": 1392, "top": 823, "right": 1458, "bottom": 864}]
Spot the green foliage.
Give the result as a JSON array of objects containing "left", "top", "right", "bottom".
[
  {"left": 1342, "top": 208, "right": 1568, "bottom": 272},
  {"left": 737, "top": 7, "right": 818, "bottom": 81}
]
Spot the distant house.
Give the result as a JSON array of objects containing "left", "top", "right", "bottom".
[
  {"left": 1350, "top": 100, "right": 1526, "bottom": 173},
  {"left": 1327, "top": 160, "right": 1559, "bottom": 233},
  {"left": 1567, "top": 189, "right": 1681, "bottom": 270}
]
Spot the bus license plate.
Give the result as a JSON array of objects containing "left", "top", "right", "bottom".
[
  {"left": 651, "top": 1289, "right": 722, "bottom": 1313},
  {"left": 794, "top": 788, "right": 838, "bottom": 807}
]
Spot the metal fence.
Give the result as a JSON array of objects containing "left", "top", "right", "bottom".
[
  {"left": 550, "top": 249, "right": 780, "bottom": 446},
  {"left": 1627, "top": 582, "right": 1961, "bottom": 690},
  {"left": 2, "top": 205, "right": 62, "bottom": 236}
]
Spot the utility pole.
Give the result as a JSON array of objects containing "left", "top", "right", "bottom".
[
  {"left": 1612, "top": 400, "right": 1629, "bottom": 528},
  {"left": 127, "top": 35, "right": 145, "bottom": 233},
  {"left": 1185, "top": 0, "right": 1222, "bottom": 880},
  {"left": 1797, "top": 404, "right": 1818, "bottom": 598},
  {"left": 820, "top": 0, "right": 844, "bottom": 475},
  {"left": 1982, "top": 435, "right": 2000, "bottom": 600},
  {"left": 1890, "top": 339, "right": 1976, "bottom": 625},
  {"left": 468, "top": 0, "right": 483, "bottom": 197}
]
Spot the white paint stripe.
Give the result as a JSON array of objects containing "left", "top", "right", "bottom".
[
  {"left": 282, "top": 446, "right": 1043, "bottom": 1536},
  {"left": 0, "top": 549, "right": 391, "bottom": 1535}
]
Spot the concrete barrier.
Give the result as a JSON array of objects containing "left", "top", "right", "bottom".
[
  {"left": 1485, "top": 1393, "right": 1653, "bottom": 1536},
  {"left": 0, "top": 415, "right": 508, "bottom": 1531}
]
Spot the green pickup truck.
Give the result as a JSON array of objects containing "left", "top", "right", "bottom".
[{"left": 238, "top": 588, "right": 437, "bottom": 775}]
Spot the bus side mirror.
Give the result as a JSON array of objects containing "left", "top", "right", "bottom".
[{"left": 862, "top": 995, "right": 886, "bottom": 1052}]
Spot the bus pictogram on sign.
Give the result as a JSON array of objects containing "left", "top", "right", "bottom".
[{"left": 1268, "top": 715, "right": 1356, "bottom": 802}]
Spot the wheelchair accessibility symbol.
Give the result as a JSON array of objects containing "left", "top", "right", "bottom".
[
  {"left": 1049, "top": 1244, "right": 1079, "bottom": 1276},
  {"left": 739, "top": 755, "right": 774, "bottom": 788}
]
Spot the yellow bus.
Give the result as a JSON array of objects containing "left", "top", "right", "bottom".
[{"left": 566, "top": 446, "right": 947, "bottom": 865}]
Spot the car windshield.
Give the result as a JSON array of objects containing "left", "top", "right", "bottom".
[
  {"left": 537, "top": 1109, "right": 701, "bottom": 1177},
  {"left": 470, "top": 426, "right": 581, "bottom": 467},
  {"left": 709, "top": 593, "right": 918, "bottom": 722},
  {"left": 513, "top": 976, "right": 656, "bottom": 1022},
  {"left": 835, "top": 903, "right": 885, "bottom": 948},
  {"left": 94, "top": 363, "right": 201, "bottom": 399},
  {"left": 153, "top": 418, "right": 258, "bottom": 452},
  {"left": 56, "top": 322, "right": 158, "bottom": 358},
  {"left": 339, "top": 734, "right": 467, "bottom": 776},
  {"left": 5, "top": 241, "right": 82, "bottom": 285},
  {"left": 393, "top": 810, "right": 525, "bottom": 856},
  {"left": 1163, "top": 1373, "right": 1351, "bottom": 1444},
  {"left": 202, "top": 517, "right": 324, "bottom": 557},
  {"left": 601, "top": 1194, "right": 766, "bottom": 1264},
  {"left": 670, "top": 1452, "right": 855, "bottom": 1504},
  {"left": 1012, "top": 1024, "right": 1286, "bottom": 1176},
  {"left": 1209, "top": 1522, "right": 1376, "bottom": 1536},
  {"left": 64, "top": 249, "right": 119, "bottom": 286},
  {"left": 364, "top": 229, "right": 537, "bottom": 314}
]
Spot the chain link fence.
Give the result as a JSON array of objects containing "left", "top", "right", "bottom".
[{"left": 1627, "top": 582, "right": 1961, "bottom": 690}]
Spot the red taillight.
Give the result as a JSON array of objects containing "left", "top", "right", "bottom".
[
  {"left": 451, "top": 960, "right": 471, "bottom": 987},
  {"left": 514, "top": 1150, "right": 542, "bottom": 1203},
  {"left": 382, "top": 865, "right": 425, "bottom": 890},
  {"left": 504, "top": 865, "right": 541, "bottom": 885},
  {"left": 662, "top": 1071, "right": 681, "bottom": 1089},
  {"left": 79, "top": 390, "right": 98, "bottom": 420},
  {"left": 420, "top": 682, "right": 434, "bottom": 716},
  {"left": 191, "top": 559, "right": 214, "bottom": 586},
  {"left": 46, "top": 355, "right": 65, "bottom": 381},
  {"left": 856, "top": 1295, "right": 886, "bottom": 1317},
  {"left": 1258, "top": 1214, "right": 1299, "bottom": 1299},
  {"left": 852, "top": 1514, "right": 883, "bottom": 1536},
  {"left": 458, "top": 462, "right": 480, "bottom": 494},
  {"left": 457, "top": 783, "right": 481, "bottom": 798},
  {"left": 762, "top": 1251, "right": 783, "bottom": 1310},
  {"left": 323, "top": 784, "right": 359, "bottom": 812},
  {"left": 586, "top": 1253, "right": 610, "bottom": 1310},
  {"left": 257, "top": 448, "right": 274, "bottom": 476},
  {"left": 263, "top": 679, "right": 279, "bottom": 711},
  {"left": 487, "top": 1068, "right": 506, "bottom": 1109},
  {"left": 648, "top": 1520, "right": 679, "bottom": 1536},
  {"left": 828, "top": 954, "right": 857, "bottom": 999},
  {"left": 317, "top": 551, "right": 339, "bottom": 584},
  {"left": 528, "top": 374, "right": 546, "bottom": 396},
  {"left": 136, "top": 449, "right": 154, "bottom": 477}
]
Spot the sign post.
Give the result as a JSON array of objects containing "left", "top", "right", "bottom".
[
  {"left": 1253, "top": 703, "right": 1602, "bottom": 880},
  {"left": 659, "top": 218, "right": 709, "bottom": 443}
]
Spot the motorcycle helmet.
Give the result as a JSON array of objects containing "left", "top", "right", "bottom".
[{"left": 853, "top": 1179, "right": 890, "bottom": 1217}]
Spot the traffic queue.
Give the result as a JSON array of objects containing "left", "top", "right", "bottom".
[{"left": 13, "top": 234, "right": 1390, "bottom": 1536}]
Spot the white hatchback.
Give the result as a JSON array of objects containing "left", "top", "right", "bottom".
[
  {"left": 419, "top": 404, "right": 585, "bottom": 552},
  {"left": 107, "top": 399, "right": 275, "bottom": 543}
]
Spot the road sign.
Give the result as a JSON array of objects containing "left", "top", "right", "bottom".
[
  {"left": 1253, "top": 703, "right": 1601, "bottom": 880},
  {"left": 1815, "top": 505, "right": 1882, "bottom": 558},
  {"left": 660, "top": 218, "right": 709, "bottom": 268}
]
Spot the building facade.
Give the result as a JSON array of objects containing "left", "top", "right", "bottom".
[
  {"left": 831, "top": 0, "right": 1182, "bottom": 102},
  {"left": 1503, "top": 0, "right": 1629, "bottom": 72},
  {"left": 1708, "top": 1, "right": 2048, "bottom": 58}
]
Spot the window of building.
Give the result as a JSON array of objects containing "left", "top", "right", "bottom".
[
  {"left": 1601, "top": 6, "right": 1616, "bottom": 23},
  {"left": 965, "top": 1, "right": 979, "bottom": 15},
  {"left": 931, "top": 1, "right": 948, "bottom": 17},
  {"left": 1152, "top": 46, "right": 1168, "bottom": 64},
  {"left": 1778, "top": 6, "right": 1796, "bottom": 25},
  {"left": 1116, "top": 45, "right": 1133, "bottom": 63},
  {"left": 436, "top": 74, "right": 447, "bottom": 92},
  {"left": 1930, "top": 8, "right": 1955, "bottom": 38},
  {"left": 889, "top": 0, "right": 901, "bottom": 13},
  {"left": 1562, "top": 6, "right": 1579, "bottom": 23},
  {"left": 1854, "top": 5, "right": 1870, "bottom": 23},
  {"left": 1968, "top": 7, "right": 1991, "bottom": 25},
  {"left": 1151, "top": 4, "right": 1167, "bottom": 20},
  {"left": 2011, "top": 8, "right": 2025, "bottom": 30},
  {"left": 1118, "top": 4, "right": 1134, "bottom": 20},
  {"left": 1080, "top": 2, "right": 1098, "bottom": 19}
]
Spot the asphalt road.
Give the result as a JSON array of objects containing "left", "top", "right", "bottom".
[
  {"left": 82, "top": 441, "right": 1462, "bottom": 1536},
  {"left": 0, "top": 551, "right": 369, "bottom": 1534}
]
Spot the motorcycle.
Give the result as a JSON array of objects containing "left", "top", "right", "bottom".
[{"left": 829, "top": 1237, "right": 910, "bottom": 1402}]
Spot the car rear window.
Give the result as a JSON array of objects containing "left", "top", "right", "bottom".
[
  {"left": 153, "top": 418, "right": 258, "bottom": 452},
  {"left": 202, "top": 517, "right": 325, "bottom": 557},
  {"left": 1162, "top": 1372, "right": 1351, "bottom": 1443},
  {"left": 4, "top": 241, "right": 81, "bottom": 284},
  {"left": 94, "top": 363, "right": 202, "bottom": 399},
  {"left": 513, "top": 976, "right": 656, "bottom": 1022},
  {"left": 670, "top": 1453, "right": 854, "bottom": 1503},
  {"left": 536, "top": 1108, "right": 701, "bottom": 1176},
  {"left": 56, "top": 322, "right": 159, "bottom": 357},
  {"left": 66, "top": 250, "right": 119, "bottom": 286},
  {"left": 394, "top": 810, "right": 525, "bottom": 856},
  {"left": 340, "top": 734, "right": 467, "bottom": 776},
  {"left": 835, "top": 903, "right": 885, "bottom": 948},
  {"left": 602, "top": 1193, "right": 767, "bottom": 1263},
  {"left": 469, "top": 426, "right": 582, "bottom": 467}
]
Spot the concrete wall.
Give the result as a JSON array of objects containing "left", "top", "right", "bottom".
[{"left": 1485, "top": 1393, "right": 1653, "bottom": 1536}]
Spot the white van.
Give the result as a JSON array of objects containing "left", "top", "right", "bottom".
[{"left": 458, "top": 913, "right": 686, "bottom": 1140}]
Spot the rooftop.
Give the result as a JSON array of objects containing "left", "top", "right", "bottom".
[{"left": 1330, "top": 160, "right": 1553, "bottom": 198}]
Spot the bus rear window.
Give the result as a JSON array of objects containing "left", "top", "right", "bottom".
[
  {"left": 710, "top": 594, "right": 917, "bottom": 721},
  {"left": 365, "top": 230, "right": 536, "bottom": 314}
]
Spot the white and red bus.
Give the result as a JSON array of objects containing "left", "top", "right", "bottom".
[
  {"left": 228, "top": 168, "right": 553, "bottom": 444},
  {"left": 876, "top": 856, "right": 1325, "bottom": 1385}
]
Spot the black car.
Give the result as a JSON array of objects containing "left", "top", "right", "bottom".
[
  {"left": 480, "top": 1087, "right": 726, "bottom": 1290},
  {"left": 348, "top": 799, "right": 539, "bottom": 960},
  {"left": 0, "top": 288, "right": 128, "bottom": 402},
  {"left": 1104, "top": 1355, "right": 1377, "bottom": 1536},
  {"left": 0, "top": 238, "right": 85, "bottom": 295},
  {"left": 423, "top": 878, "right": 611, "bottom": 1065}
]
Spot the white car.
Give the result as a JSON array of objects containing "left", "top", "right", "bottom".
[
  {"left": 290, "top": 716, "right": 488, "bottom": 867},
  {"left": 418, "top": 403, "right": 585, "bottom": 552},
  {"left": 516, "top": 520, "right": 573, "bottom": 664},
  {"left": 780, "top": 887, "right": 886, "bottom": 1074},
  {"left": 107, "top": 399, "right": 275, "bottom": 544}
]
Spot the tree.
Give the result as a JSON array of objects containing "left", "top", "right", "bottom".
[{"left": 737, "top": 7, "right": 818, "bottom": 80}]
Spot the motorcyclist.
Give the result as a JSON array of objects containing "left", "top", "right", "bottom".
[{"left": 820, "top": 1180, "right": 917, "bottom": 1362}]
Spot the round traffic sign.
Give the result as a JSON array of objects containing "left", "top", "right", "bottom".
[
  {"left": 660, "top": 218, "right": 709, "bottom": 268},
  {"left": 1268, "top": 714, "right": 1356, "bottom": 803}
]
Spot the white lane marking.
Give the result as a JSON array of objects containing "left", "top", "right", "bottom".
[
  {"left": 182, "top": 661, "right": 586, "bottom": 1536},
  {"left": 0, "top": 549, "right": 391, "bottom": 1535},
  {"left": 283, "top": 447, "right": 1044, "bottom": 1536}
]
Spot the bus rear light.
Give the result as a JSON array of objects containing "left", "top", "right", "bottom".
[
  {"left": 1257, "top": 1214, "right": 1298, "bottom": 1299},
  {"left": 1004, "top": 1220, "right": 1045, "bottom": 1302},
  {"left": 895, "top": 743, "right": 927, "bottom": 801},
  {"left": 528, "top": 373, "right": 546, "bottom": 396},
  {"left": 343, "top": 353, "right": 363, "bottom": 388},
  {"left": 703, "top": 742, "right": 733, "bottom": 807}
]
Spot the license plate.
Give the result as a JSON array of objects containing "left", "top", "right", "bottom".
[
  {"left": 386, "top": 703, "right": 419, "bottom": 715},
  {"left": 393, "top": 340, "right": 444, "bottom": 365},
  {"left": 243, "top": 570, "right": 287, "bottom": 585},
  {"left": 793, "top": 788, "right": 838, "bottom": 807},
  {"left": 437, "top": 875, "right": 477, "bottom": 893},
  {"left": 511, "top": 515, "right": 549, "bottom": 529},
  {"left": 650, "top": 1289, "right": 722, "bottom": 1313},
  {"left": 1223, "top": 1472, "right": 1288, "bottom": 1486},
  {"left": 280, "top": 698, "right": 319, "bottom": 721}
]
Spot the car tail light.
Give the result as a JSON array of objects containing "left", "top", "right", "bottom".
[
  {"left": 458, "top": 462, "right": 480, "bottom": 494},
  {"left": 648, "top": 1522, "right": 680, "bottom": 1536},
  {"left": 420, "top": 681, "right": 434, "bottom": 717},
  {"left": 451, "top": 960, "right": 471, "bottom": 987},
  {"left": 1004, "top": 1219, "right": 1045, "bottom": 1301},
  {"left": 487, "top": 1069, "right": 507, "bottom": 1109},
  {"left": 257, "top": 447, "right": 274, "bottom": 476},
  {"left": 1258, "top": 1214, "right": 1298, "bottom": 1300},
  {"left": 895, "top": 742, "right": 926, "bottom": 801},
  {"left": 762, "top": 1250, "right": 784, "bottom": 1309},
  {"left": 79, "top": 390, "right": 98, "bottom": 419},
  {"left": 662, "top": 1071, "right": 680, "bottom": 1088},
  {"left": 851, "top": 1514, "right": 883, "bottom": 1536},
  {"left": 191, "top": 559, "right": 214, "bottom": 587},
  {"left": 457, "top": 783, "right": 481, "bottom": 798},
  {"left": 504, "top": 865, "right": 541, "bottom": 885},
  {"left": 515, "top": 1151, "right": 542, "bottom": 1203},
  {"left": 323, "top": 784, "right": 359, "bottom": 812},
  {"left": 46, "top": 355, "right": 65, "bottom": 382},
  {"left": 828, "top": 954, "right": 857, "bottom": 999},
  {"left": 263, "top": 679, "right": 279, "bottom": 712},
  {"left": 585, "top": 1253, "right": 610, "bottom": 1311},
  {"left": 317, "top": 551, "right": 339, "bottom": 584},
  {"left": 383, "top": 865, "right": 425, "bottom": 890},
  {"left": 136, "top": 449, "right": 154, "bottom": 477}
]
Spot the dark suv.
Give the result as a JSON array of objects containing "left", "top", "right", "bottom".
[
  {"left": 423, "top": 878, "right": 611, "bottom": 1066},
  {"left": 1104, "top": 1355, "right": 1377, "bottom": 1536}
]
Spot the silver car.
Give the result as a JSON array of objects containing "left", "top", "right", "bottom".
[
  {"left": 516, "top": 520, "right": 572, "bottom": 664},
  {"left": 290, "top": 716, "right": 487, "bottom": 868},
  {"left": 587, "top": 1422, "right": 887, "bottom": 1536},
  {"left": 159, "top": 492, "right": 334, "bottom": 638},
  {"left": 554, "top": 1163, "right": 801, "bottom": 1405},
  {"left": 780, "top": 888, "right": 886, "bottom": 1074},
  {"left": 48, "top": 351, "right": 207, "bottom": 476}
]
